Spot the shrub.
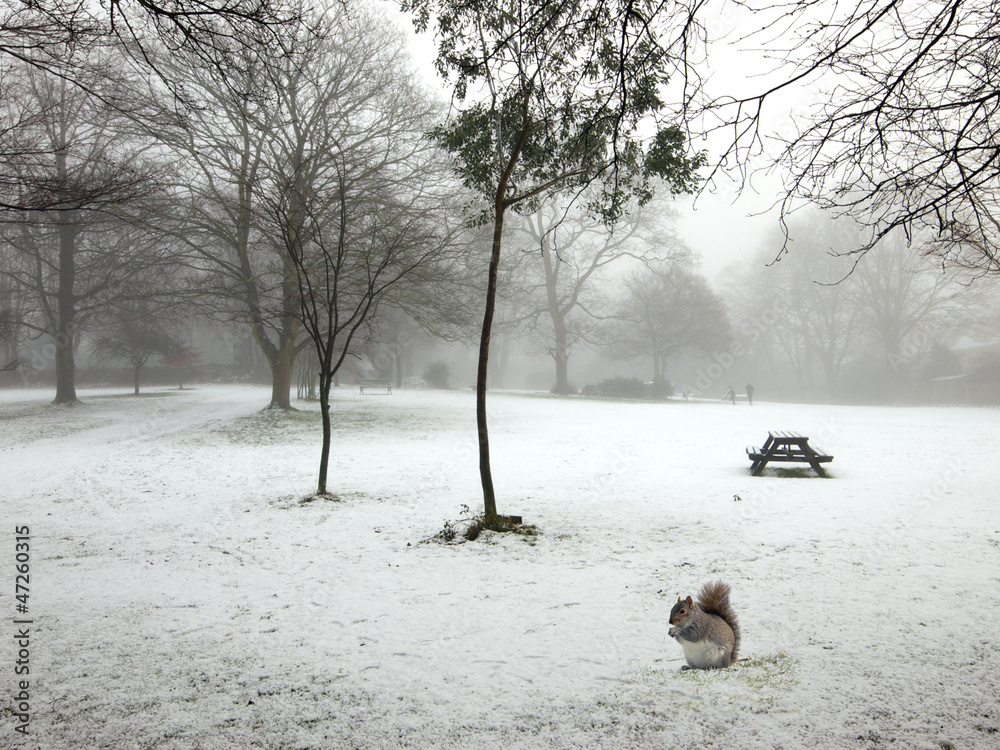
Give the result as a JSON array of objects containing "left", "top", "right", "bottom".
[
  {"left": 595, "top": 376, "right": 671, "bottom": 399},
  {"left": 423, "top": 360, "right": 450, "bottom": 389}
]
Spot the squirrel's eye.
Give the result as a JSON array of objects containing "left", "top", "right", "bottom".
[{"left": 679, "top": 608, "right": 686, "bottom": 614}]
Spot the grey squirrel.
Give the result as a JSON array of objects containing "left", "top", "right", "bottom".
[{"left": 668, "top": 580, "right": 741, "bottom": 670}]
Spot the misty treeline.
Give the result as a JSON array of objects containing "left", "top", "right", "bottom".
[
  {"left": 492, "top": 202, "right": 731, "bottom": 397},
  {"left": 488, "top": 205, "right": 999, "bottom": 405},
  {"left": 0, "top": 1, "right": 472, "bottom": 409},
  {"left": 0, "top": 1, "right": 704, "bottom": 404},
  {"left": 722, "top": 212, "right": 999, "bottom": 404}
]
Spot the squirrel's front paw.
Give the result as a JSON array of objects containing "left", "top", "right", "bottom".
[{"left": 668, "top": 627, "right": 678, "bottom": 638}]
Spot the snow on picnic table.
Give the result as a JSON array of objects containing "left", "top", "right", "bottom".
[{"left": 1, "top": 384, "right": 998, "bottom": 749}]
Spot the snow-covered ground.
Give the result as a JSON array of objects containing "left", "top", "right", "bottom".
[{"left": 2, "top": 384, "right": 998, "bottom": 749}]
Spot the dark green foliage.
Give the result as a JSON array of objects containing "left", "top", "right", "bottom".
[
  {"left": 407, "top": 0, "right": 706, "bottom": 220},
  {"left": 601, "top": 376, "right": 645, "bottom": 398}
]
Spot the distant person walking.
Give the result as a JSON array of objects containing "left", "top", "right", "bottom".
[
  {"left": 745, "top": 383, "right": 755, "bottom": 406},
  {"left": 724, "top": 385, "right": 736, "bottom": 405}
]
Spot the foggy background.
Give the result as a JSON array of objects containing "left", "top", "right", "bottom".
[{"left": 3, "top": 0, "right": 999, "bottom": 407}]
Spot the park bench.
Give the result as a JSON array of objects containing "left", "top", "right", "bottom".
[
  {"left": 359, "top": 378, "right": 392, "bottom": 395},
  {"left": 747, "top": 430, "right": 833, "bottom": 477}
]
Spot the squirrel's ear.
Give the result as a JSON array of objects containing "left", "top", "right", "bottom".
[
  {"left": 677, "top": 595, "right": 682, "bottom": 602},
  {"left": 685, "top": 596, "right": 694, "bottom": 606}
]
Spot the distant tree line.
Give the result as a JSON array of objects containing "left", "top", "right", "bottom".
[
  {"left": 0, "top": 2, "right": 471, "bottom": 411},
  {"left": 722, "top": 211, "right": 996, "bottom": 403}
]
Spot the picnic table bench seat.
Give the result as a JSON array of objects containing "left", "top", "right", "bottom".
[
  {"left": 359, "top": 378, "right": 392, "bottom": 395},
  {"left": 747, "top": 430, "right": 833, "bottom": 477}
]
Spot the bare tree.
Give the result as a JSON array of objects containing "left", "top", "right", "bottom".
[
  {"left": 0, "top": 235, "right": 29, "bottom": 373},
  {"left": 258, "top": 4, "right": 454, "bottom": 496},
  {"left": 726, "top": 214, "right": 864, "bottom": 400},
  {"left": 721, "top": 210, "right": 974, "bottom": 401},
  {"left": 159, "top": 5, "right": 454, "bottom": 410},
  {"left": 285, "top": 183, "right": 450, "bottom": 496},
  {"left": 154, "top": 19, "right": 307, "bottom": 410},
  {"left": 0, "top": 0, "right": 301, "bottom": 221},
  {"left": 91, "top": 302, "right": 182, "bottom": 395},
  {"left": 0, "top": 0, "right": 298, "bottom": 84},
  {"left": 0, "top": 49, "right": 157, "bottom": 214},
  {"left": 854, "top": 230, "right": 978, "bottom": 386},
  {"left": 606, "top": 263, "right": 731, "bottom": 393},
  {"left": 690, "top": 0, "right": 1000, "bottom": 273},
  {"left": 509, "top": 198, "right": 692, "bottom": 393},
  {"left": 403, "top": 0, "right": 705, "bottom": 527},
  {"left": 0, "top": 282, "right": 24, "bottom": 374},
  {"left": 0, "top": 63, "right": 165, "bottom": 403},
  {"left": 167, "top": 116, "right": 303, "bottom": 408}
]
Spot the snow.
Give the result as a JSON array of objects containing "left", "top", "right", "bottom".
[{"left": 2, "top": 384, "right": 999, "bottom": 748}]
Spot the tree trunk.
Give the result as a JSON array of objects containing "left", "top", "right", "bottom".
[
  {"left": 317, "top": 379, "right": 332, "bottom": 495},
  {"left": 250, "top": 323, "right": 297, "bottom": 409},
  {"left": 267, "top": 335, "right": 296, "bottom": 409},
  {"left": 394, "top": 342, "right": 404, "bottom": 389},
  {"left": 53, "top": 215, "right": 78, "bottom": 404},
  {"left": 53, "top": 334, "right": 76, "bottom": 404},
  {"left": 477, "top": 101, "right": 531, "bottom": 529},
  {"left": 491, "top": 335, "right": 511, "bottom": 389},
  {"left": 542, "top": 242, "right": 572, "bottom": 395},
  {"left": 134, "top": 363, "right": 141, "bottom": 395},
  {"left": 264, "top": 319, "right": 298, "bottom": 410},
  {"left": 238, "top": 213, "right": 299, "bottom": 410},
  {"left": 551, "top": 313, "right": 571, "bottom": 394},
  {"left": 477, "top": 209, "right": 505, "bottom": 529}
]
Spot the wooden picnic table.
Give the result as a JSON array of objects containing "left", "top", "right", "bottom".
[{"left": 747, "top": 430, "right": 833, "bottom": 477}]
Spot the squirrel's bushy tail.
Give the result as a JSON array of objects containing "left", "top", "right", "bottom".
[{"left": 698, "top": 580, "right": 741, "bottom": 663}]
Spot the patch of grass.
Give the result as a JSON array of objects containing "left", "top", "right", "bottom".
[
  {"left": 218, "top": 397, "right": 440, "bottom": 445},
  {"left": 0, "top": 401, "right": 113, "bottom": 443},
  {"left": 92, "top": 391, "right": 179, "bottom": 400},
  {"left": 733, "top": 652, "right": 799, "bottom": 689},
  {"left": 217, "top": 409, "right": 319, "bottom": 446},
  {"left": 674, "top": 652, "right": 799, "bottom": 690},
  {"left": 510, "top": 522, "right": 541, "bottom": 545},
  {"left": 298, "top": 492, "right": 342, "bottom": 504},
  {"left": 425, "top": 505, "right": 542, "bottom": 545},
  {"left": 334, "top": 406, "right": 442, "bottom": 436},
  {"left": 649, "top": 652, "right": 798, "bottom": 714},
  {"left": 281, "top": 490, "right": 373, "bottom": 509}
]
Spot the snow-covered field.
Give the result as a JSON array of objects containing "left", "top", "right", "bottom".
[{"left": 2, "top": 384, "right": 998, "bottom": 749}]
